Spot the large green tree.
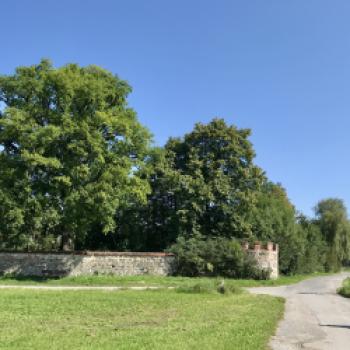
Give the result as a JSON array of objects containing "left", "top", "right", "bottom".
[
  {"left": 314, "top": 198, "right": 350, "bottom": 271},
  {"left": 249, "top": 182, "right": 305, "bottom": 274},
  {"left": 296, "top": 214, "right": 326, "bottom": 273},
  {"left": 0, "top": 60, "right": 151, "bottom": 250},
  {"left": 249, "top": 182, "right": 328, "bottom": 274},
  {"left": 165, "top": 119, "right": 264, "bottom": 239},
  {"left": 118, "top": 118, "right": 264, "bottom": 251}
]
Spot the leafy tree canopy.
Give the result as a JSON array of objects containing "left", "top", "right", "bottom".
[
  {"left": 0, "top": 59, "right": 151, "bottom": 250},
  {"left": 314, "top": 198, "right": 350, "bottom": 270},
  {"left": 249, "top": 181, "right": 305, "bottom": 273},
  {"left": 136, "top": 118, "right": 264, "bottom": 245},
  {"left": 164, "top": 118, "right": 264, "bottom": 238}
]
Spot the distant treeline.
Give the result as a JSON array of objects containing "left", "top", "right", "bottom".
[{"left": 0, "top": 60, "right": 349, "bottom": 275}]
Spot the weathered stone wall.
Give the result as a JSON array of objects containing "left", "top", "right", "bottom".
[
  {"left": 0, "top": 252, "right": 176, "bottom": 277},
  {"left": 242, "top": 242, "right": 279, "bottom": 279},
  {"left": 0, "top": 243, "right": 279, "bottom": 279}
]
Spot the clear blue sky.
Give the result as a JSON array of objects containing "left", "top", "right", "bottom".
[{"left": 2, "top": 0, "right": 350, "bottom": 216}]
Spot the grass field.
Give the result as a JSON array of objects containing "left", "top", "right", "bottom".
[
  {"left": 0, "top": 271, "right": 331, "bottom": 288},
  {"left": 0, "top": 273, "right": 333, "bottom": 349},
  {"left": 0, "top": 288, "right": 284, "bottom": 350}
]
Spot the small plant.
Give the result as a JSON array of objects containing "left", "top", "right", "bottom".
[
  {"left": 176, "top": 279, "right": 242, "bottom": 294},
  {"left": 337, "top": 277, "right": 350, "bottom": 298},
  {"left": 176, "top": 280, "right": 217, "bottom": 294}
]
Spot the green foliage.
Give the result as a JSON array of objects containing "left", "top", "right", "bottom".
[
  {"left": 314, "top": 198, "right": 350, "bottom": 271},
  {"left": 117, "top": 119, "right": 264, "bottom": 251},
  {"left": 164, "top": 119, "right": 264, "bottom": 239},
  {"left": 0, "top": 60, "right": 151, "bottom": 250},
  {"left": 249, "top": 182, "right": 304, "bottom": 274},
  {"left": 113, "top": 147, "right": 183, "bottom": 251},
  {"left": 169, "top": 236, "right": 268, "bottom": 279},
  {"left": 296, "top": 215, "right": 327, "bottom": 273},
  {"left": 175, "top": 279, "right": 242, "bottom": 294},
  {"left": 337, "top": 277, "right": 350, "bottom": 298},
  {"left": 249, "top": 182, "right": 331, "bottom": 275},
  {"left": 0, "top": 60, "right": 349, "bottom": 278}
]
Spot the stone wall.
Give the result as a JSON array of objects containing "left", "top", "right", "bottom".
[
  {"left": 0, "top": 243, "right": 279, "bottom": 279},
  {"left": 0, "top": 251, "right": 176, "bottom": 277},
  {"left": 242, "top": 242, "right": 279, "bottom": 279}
]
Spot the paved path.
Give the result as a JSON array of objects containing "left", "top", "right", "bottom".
[
  {"left": 0, "top": 285, "right": 168, "bottom": 291},
  {"left": 249, "top": 273, "right": 350, "bottom": 350}
]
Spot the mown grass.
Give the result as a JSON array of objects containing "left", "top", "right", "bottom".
[
  {"left": 0, "top": 271, "right": 332, "bottom": 288},
  {"left": 337, "top": 277, "right": 350, "bottom": 298},
  {"left": 0, "top": 288, "right": 284, "bottom": 350},
  {"left": 1, "top": 272, "right": 333, "bottom": 349}
]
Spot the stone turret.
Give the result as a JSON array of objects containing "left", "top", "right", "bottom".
[{"left": 242, "top": 241, "right": 279, "bottom": 279}]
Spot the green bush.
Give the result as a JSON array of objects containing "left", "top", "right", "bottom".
[
  {"left": 169, "top": 236, "right": 269, "bottom": 279},
  {"left": 337, "top": 277, "right": 350, "bottom": 298}
]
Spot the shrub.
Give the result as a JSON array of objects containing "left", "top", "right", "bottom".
[
  {"left": 176, "top": 281, "right": 217, "bottom": 294},
  {"left": 169, "top": 236, "right": 269, "bottom": 279},
  {"left": 337, "top": 277, "right": 350, "bottom": 298}
]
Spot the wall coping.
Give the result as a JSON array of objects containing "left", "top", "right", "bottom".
[
  {"left": 0, "top": 251, "right": 175, "bottom": 257},
  {"left": 241, "top": 241, "right": 279, "bottom": 252}
]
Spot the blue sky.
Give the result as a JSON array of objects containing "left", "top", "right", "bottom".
[{"left": 1, "top": 0, "right": 350, "bottom": 216}]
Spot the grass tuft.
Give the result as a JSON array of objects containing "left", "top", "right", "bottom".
[
  {"left": 338, "top": 277, "right": 350, "bottom": 298},
  {"left": 175, "top": 279, "right": 242, "bottom": 294}
]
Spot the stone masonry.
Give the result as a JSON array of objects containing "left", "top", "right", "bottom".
[
  {"left": 0, "top": 242, "right": 278, "bottom": 279},
  {"left": 0, "top": 251, "right": 176, "bottom": 277},
  {"left": 242, "top": 241, "right": 279, "bottom": 279}
]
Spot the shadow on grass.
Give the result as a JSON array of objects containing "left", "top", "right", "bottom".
[{"left": 0, "top": 275, "right": 60, "bottom": 283}]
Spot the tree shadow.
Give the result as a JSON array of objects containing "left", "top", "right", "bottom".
[
  {"left": 0, "top": 252, "right": 85, "bottom": 280},
  {"left": 0, "top": 275, "right": 60, "bottom": 283},
  {"left": 320, "top": 324, "right": 350, "bottom": 329}
]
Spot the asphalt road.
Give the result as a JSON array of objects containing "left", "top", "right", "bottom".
[{"left": 249, "top": 272, "right": 350, "bottom": 350}]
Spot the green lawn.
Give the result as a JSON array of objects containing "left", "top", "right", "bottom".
[
  {"left": 0, "top": 271, "right": 334, "bottom": 349},
  {"left": 0, "top": 289, "right": 284, "bottom": 350},
  {"left": 0, "top": 271, "right": 332, "bottom": 288},
  {"left": 0, "top": 274, "right": 334, "bottom": 350}
]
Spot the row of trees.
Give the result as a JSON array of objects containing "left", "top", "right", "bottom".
[{"left": 0, "top": 60, "right": 349, "bottom": 275}]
